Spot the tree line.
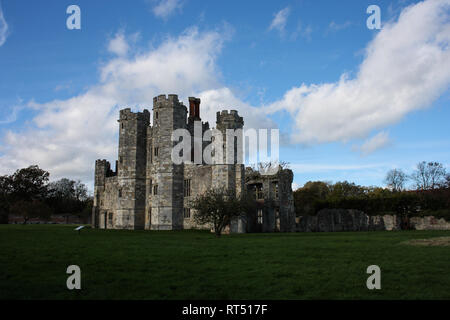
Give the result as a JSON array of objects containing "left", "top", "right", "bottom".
[
  {"left": 0, "top": 165, "right": 93, "bottom": 224},
  {"left": 294, "top": 161, "right": 450, "bottom": 220}
]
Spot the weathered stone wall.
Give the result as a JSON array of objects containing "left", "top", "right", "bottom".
[
  {"left": 296, "top": 209, "right": 450, "bottom": 232},
  {"left": 213, "top": 110, "right": 246, "bottom": 233},
  {"left": 148, "top": 94, "right": 186, "bottom": 230},
  {"left": 244, "top": 167, "right": 296, "bottom": 233},
  {"left": 183, "top": 164, "right": 212, "bottom": 230},
  {"left": 410, "top": 216, "right": 450, "bottom": 230},
  {"left": 116, "top": 108, "right": 149, "bottom": 230},
  {"left": 92, "top": 159, "right": 118, "bottom": 229},
  {"left": 102, "top": 176, "right": 118, "bottom": 229}
]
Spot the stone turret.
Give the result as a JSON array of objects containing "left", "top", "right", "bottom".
[
  {"left": 92, "top": 159, "right": 112, "bottom": 228},
  {"left": 148, "top": 94, "right": 187, "bottom": 230},
  {"left": 212, "top": 110, "right": 244, "bottom": 188},
  {"left": 116, "top": 108, "right": 150, "bottom": 229},
  {"left": 213, "top": 109, "right": 245, "bottom": 233},
  {"left": 215, "top": 110, "right": 244, "bottom": 166}
]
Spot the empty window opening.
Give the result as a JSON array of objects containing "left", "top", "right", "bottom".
[
  {"left": 184, "top": 179, "right": 191, "bottom": 197},
  {"left": 257, "top": 209, "right": 263, "bottom": 224}
]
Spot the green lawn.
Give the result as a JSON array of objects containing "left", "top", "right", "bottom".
[{"left": 0, "top": 224, "right": 449, "bottom": 300}]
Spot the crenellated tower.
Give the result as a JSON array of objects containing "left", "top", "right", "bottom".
[
  {"left": 213, "top": 110, "right": 245, "bottom": 232},
  {"left": 116, "top": 108, "right": 150, "bottom": 229},
  {"left": 147, "top": 94, "right": 187, "bottom": 230},
  {"left": 92, "top": 159, "right": 114, "bottom": 228},
  {"left": 212, "top": 110, "right": 244, "bottom": 190}
]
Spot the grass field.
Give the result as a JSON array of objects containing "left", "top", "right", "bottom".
[{"left": 0, "top": 225, "right": 449, "bottom": 300}]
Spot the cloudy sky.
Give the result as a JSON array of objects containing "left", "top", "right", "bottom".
[{"left": 0, "top": 0, "right": 449, "bottom": 190}]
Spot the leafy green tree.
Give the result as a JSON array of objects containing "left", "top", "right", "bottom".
[
  {"left": 48, "top": 178, "right": 75, "bottom": 199},
  {"left": 293, "top": 181, "right": 331, "bottom": 216},
  {"left": 9, "top": 165, "right": 50, "bottom": 201},
  {"left": 10, "top": 199, "right": 52, "bottom": 224},
  {"left": 329, "top": 181, "right": 366, "bottom": 199},
  {"left": 49, "top": 178, "right": 88, "bottom": 201},
  {"left": 74, "top": 180, "right": 89, "bottom": 201},
  {"left": 190, "top": 188, "right": 255, "bottom": 237},
  {"left": 47, "top": 178, "right": 90, "bottom": 214},
  {"left": 0, "top": 166, "right": 50, "bottom": 223},
  {"left": 0, "top": 175, "right": 12, "bottom": 223},
  {"left": 0, "top": 165, "right": 92, "bottom": 222}
]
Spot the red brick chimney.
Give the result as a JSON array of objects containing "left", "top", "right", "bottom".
[{"left": 188, "top": 97, "right": 201, "bottom": 120}]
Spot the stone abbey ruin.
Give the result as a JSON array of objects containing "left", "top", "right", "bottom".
[{"left": 92, "top": 94, "right": 296, "bottom": 233}]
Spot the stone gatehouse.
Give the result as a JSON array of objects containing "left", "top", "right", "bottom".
[{"left": 92, "top": 94, "right": 295, "bottom": 233}]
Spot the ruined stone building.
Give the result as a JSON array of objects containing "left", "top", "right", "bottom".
[{"left": 92, "top": 94, "right": 295, "bottom": 233}]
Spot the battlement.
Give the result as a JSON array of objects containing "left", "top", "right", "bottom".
[
  {"left": 216, "top": 110, "right": 244, "bottom": 125},
  {"left": 153, "top": 94, "right": 180, "bottom": 104},
  {"left": 119, "top": 108, "right": 150, "bottom": 123},
  {"left": 94, "top": 159, "right": 116, "bottom": 186},
  {"left": 95, "top": 159, "right": 110, "bottom": 168}
]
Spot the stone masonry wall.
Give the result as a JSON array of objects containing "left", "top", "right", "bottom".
[
  {"left": 148, "top": 94, "right": 186, "bottom": 230},
  {"left": 296, "top": 209, "right": 450, "bottom": 232},
  {"left": 410, "top": 216, "right": 450, "bottom": 230},
  {"left": 183, "top": 164, "right": 212, "bottom": 230}
]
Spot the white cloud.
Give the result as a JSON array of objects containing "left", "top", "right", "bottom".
[
  {"left": 269, "top": 7, "right": 290, "bottom": 34},
  {"left": 0, "top": 2, "right": 9, "bottom": 46},
  {"left": 267, "top": 0, "right": 450, "bottom": 147},
  {"left": 290, "top": 163, "right": 387, "bottom": 173},
  {"left": 197, "top": 87, "right": 275, "bottom": 131},
  {"left": 290, "top": 21, "right": 313, "bottom": 41},
  {"left": 358, "top": 131, "right": 391, "bottom": 155},
  {"left": 0, "top": 105, "right": 23, "bottom": 124},
  {"left": 152, "top": 0, "right": 183, "bottom": 20},
  {"left": 327, "top": 21, "right": 352, "bottom": 33},
  {"left": 107, "top": 32, "right": 129, "bottom": 56}
]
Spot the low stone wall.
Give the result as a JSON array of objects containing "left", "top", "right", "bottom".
[
  {"left": 296, "top": 209, "right": 450, "bottom": 232},
  {"left": 8, "top": 214, "right": 88, "bottom": 224},
  {"left": 410, "top": 216, "right": 450, "bottom": 230}
]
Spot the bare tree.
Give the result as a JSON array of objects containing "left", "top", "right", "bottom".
[
  {"left": 411, "top": 161, "right": 446, "bottom": 190},
  {"left": 445, "top": 174, "right": 450, "bottom": 189},
  {"left": 384, "top": 169, "right": 408, "bottom": 192}
]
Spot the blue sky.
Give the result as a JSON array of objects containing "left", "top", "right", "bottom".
[{"left": 0, "top": 0, "right": 449, "bottom": 190}]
